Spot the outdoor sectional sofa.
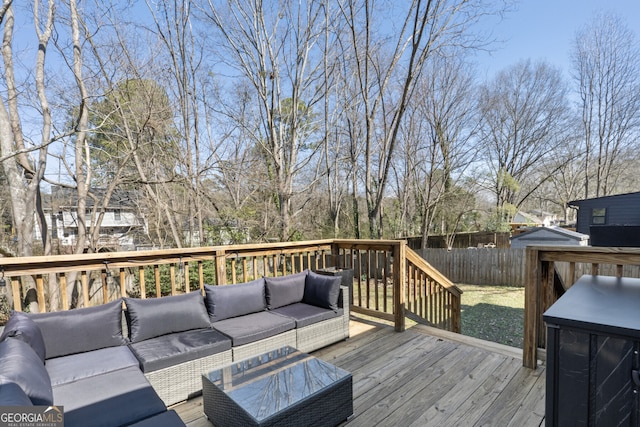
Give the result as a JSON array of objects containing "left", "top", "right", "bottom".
[{"left": 0, "top": 269, "right": 349, "bottom": 426}]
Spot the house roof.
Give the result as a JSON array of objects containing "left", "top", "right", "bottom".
[
  {"left": 46, "top": 186, "right": 139, "bottom": 210},
  {"left": 568, "top": 191, "right": 640, "bottom": 207}
]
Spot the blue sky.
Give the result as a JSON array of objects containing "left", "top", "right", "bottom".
[{"left": 476, "top": 0, "right": 640, "bottom": 79}]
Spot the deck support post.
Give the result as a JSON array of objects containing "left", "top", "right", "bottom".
[
  {"left": 523, "top": 247, "right": 540, "bottom": 369},
  {"left": 393, "top": 241, "right": 406, "bottom": 332}
]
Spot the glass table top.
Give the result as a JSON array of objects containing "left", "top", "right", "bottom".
[{"left": 203, "top": 346, "right": 351, "bottom": 422}]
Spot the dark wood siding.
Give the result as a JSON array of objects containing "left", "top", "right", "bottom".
[{"left": 570, "top": 192, "right": 640, "bottom": 237}]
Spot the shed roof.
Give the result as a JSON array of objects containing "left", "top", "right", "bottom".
[{"left": 511, "top": 226, "right": 589, "bottom": 242}]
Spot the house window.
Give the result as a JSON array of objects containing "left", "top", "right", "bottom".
[
  {"left": 592, "top": 208, "right": 606, "bottom": 225},
  {"left": 114, "top": 210, "right": 121, "bottom": 221}
]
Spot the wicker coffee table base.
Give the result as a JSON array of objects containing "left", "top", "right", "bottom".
[{"left": 202, "top": 348, "right": 353, "bottom": 427}]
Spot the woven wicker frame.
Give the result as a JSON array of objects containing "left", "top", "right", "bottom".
[
  {"left": 145, "top": 348, "right": 232, "bottom": 406},
  {"left": 202, "top": 352, "right": 353, "bottom": 427},
  {"left": 295, "top": 286, "right": 350, "bottom": 353},
  {"left": 231, "top": 329, "right": 297, "bottom": 361}
]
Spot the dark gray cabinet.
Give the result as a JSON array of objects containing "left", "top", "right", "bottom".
[{"left": 543, "top": 275, "right": 640, "bottom": 426}]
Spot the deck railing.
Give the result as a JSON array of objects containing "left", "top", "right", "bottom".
[
  {"left": 0, "top": 239, "right": 462, "bottom": 333},
  {"left": 523, "top": 245, "right": 640, "bottom": 368}
]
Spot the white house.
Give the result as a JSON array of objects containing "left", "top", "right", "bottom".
[{"left": 35, "top": 186, "right": 148, "bottom": 252}]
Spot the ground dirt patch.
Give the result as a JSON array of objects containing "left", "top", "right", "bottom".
[{"left": 458, "top": 284, "right": 524, "bottom": 348}]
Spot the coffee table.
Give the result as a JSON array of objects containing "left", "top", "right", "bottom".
[{"left": 202, "top": 346, "right": 352, "bottom": 427}]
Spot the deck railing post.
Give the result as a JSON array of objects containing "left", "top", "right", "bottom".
[
  {"left": 523, "top": 247, "right": 541, "bottom": 369},
  {"left": 215, "top": 249, "right": 227, "bottom": 286},
  {"left": 393, "top": 241, "right": 406, "bottom": 332}
]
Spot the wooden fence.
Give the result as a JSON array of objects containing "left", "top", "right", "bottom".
[
  {"left": 419, "top": 248, "right": 640, "bottom": 288},
  {"left": 417, "top": 248, "right": 527, "bottom": 286}
]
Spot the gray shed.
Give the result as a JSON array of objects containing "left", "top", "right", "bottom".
[{"left": 510, "top": 227, "right": 589, "bottom": 249}]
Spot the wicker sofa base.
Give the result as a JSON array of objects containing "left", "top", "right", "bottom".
[
  {"left": 231, "top": 330, "right": 297, "bottom": 361},
  {"left": 145, "top": 349, "right": 233, "bottom": 406},
  {"left": 295, "top": 316, "right": 347, "bottom": 353},
  {"left": 296, "top": 287, "right": 350, "bottom": 353}
]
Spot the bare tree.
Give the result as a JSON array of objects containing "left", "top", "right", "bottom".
[
  {"left": 478, "top": 60, "right": 570, "bottom": 226},
  {"left": 201, "top": 0, "right": 327, "bottom": 242},
  {"left": 338, "top": 0, "right": 500, "bottom": 238},
  {"left": 0, "top": 0, "right": 55, "bottom": 310},
  {"left": 571, "top": 12, "right": 640, "bottom": 198},
  {"left": 413, "top": 53, "right": 479, "bottom": 248}
]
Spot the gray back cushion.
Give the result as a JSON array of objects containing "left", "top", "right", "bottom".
[
  {"left": 303, "top": 271, "right": 342, "bottom": 311},
  {"left": 204, "top": 278, "right": 266, "bottom": 322},
  {"left": 0, "top": 381, "right": 33, "bottom": 406},
  {"left": 265, "top": 270, "right": 308, "bottom": 309},
  {"left": 124, "top": 291, "right": 211, "bottom": 343},
  {"left": 31, "top": 299, "right": 125, "bottom": 358},
  {"left": 0, "top": 338, "right": 53, "bottom": 405},
  {"left": 0, "top": 311, "right": 46, "bottom": 362}
]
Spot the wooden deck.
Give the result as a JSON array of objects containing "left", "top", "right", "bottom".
[{"left": 174, "top": 316, "right": 546, "bottom": 427}]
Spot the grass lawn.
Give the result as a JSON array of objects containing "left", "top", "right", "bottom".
[{"left": 458, "top": 284, "right": 525, "bottom": 348}]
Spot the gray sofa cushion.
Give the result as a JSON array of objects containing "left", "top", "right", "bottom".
[
  {"left": 271, "top": 302, "right": 342, "bottom": 328},
  {"left": 0, "top": 310, "right": 46, "bottom": 362},
  {"left": 127, "top": 410, "right": 185, "bottom": 427},
  {"left": 304, "top": 271, "right": 342, "bottom": 311},
  {"left": 46, "top": 346, "right": 140, "bottom": 387},
  {"left": 0, "top": 382, "right": 33, "bottom": 406},
  {"left": 211, "top": 311, "right": 295, "bottom": 346},
  {"left": 52, "top": 366, "right": 166, "bottom": 427},
  {"left": 125, "top": 292, "right": 210, "bottom": 343},
  {"left": 0, "top": 338, "right": 53, "bottom": 405},
  {"left": 204, "top": 278, "right": 266, "bottom": 322},
  {"left": 128, "top": 328, "right": 232, "bottom": 373},
  {"left": 30, "top": 299, "right": 125, "bottom": 358},
  {"left": 265, "top": 270, "right": 308, "bottom": 309}
]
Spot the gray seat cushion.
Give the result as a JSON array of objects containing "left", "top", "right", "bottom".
[
  {"left": 127, "top": 410, "right": 185, "bottom": 427},
  {"left": 30, "top": 299, "right": 126, "bottom": 358},
  {"left": 0, "top": 338, "right": 52, "bottom": 405},
  {"left": 270, "top": 303, "right": 342, "bottom": 328},
  {"left": 265, "top": 271, "right": 308, "bottom": 309},
  {"left": 52, "top": 366, "right": 166, "bottom": 427},
  {"left": 128, "top": 328, "right": 232, "bottom": 373},
  {"left": 0, "top": 310, "right": 46, "bottom": 362},
  {"left": 211, "top": 311, "right": 295, "bottom": 346},
  {"left": 46, "top": 346, "right": 140, "bottom": 386},
  {"left": 124, "top": 291, "right": 211, "bottom": 343},
  {"left": 204, "top": 279, "right": 266, "bottom": 322}
]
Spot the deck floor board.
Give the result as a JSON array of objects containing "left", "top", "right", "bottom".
[{"left": 173, "top": 315, "right": 545, "bottom": 427}]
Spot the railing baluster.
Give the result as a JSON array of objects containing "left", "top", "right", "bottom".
[
  {"left": 170, "top": 264, "right": 177, "bottom": 294},
  {"left": 138, "top": 267, "right": 145, "bottom": 299},
  {"left": 198, "top": 261, "right": 204, "bottom": 291},
  {"left": 36, "top": 275, "right": 46, "bottom": 313},
  {"left": 60, "top": 273, "right": 69, "bottom": 310},
  {"left": 119, "top": 268, "right": 126, "bottom": 298},
  {"left": 154, "top": 265, "right": 161, "bottom": 297}
]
